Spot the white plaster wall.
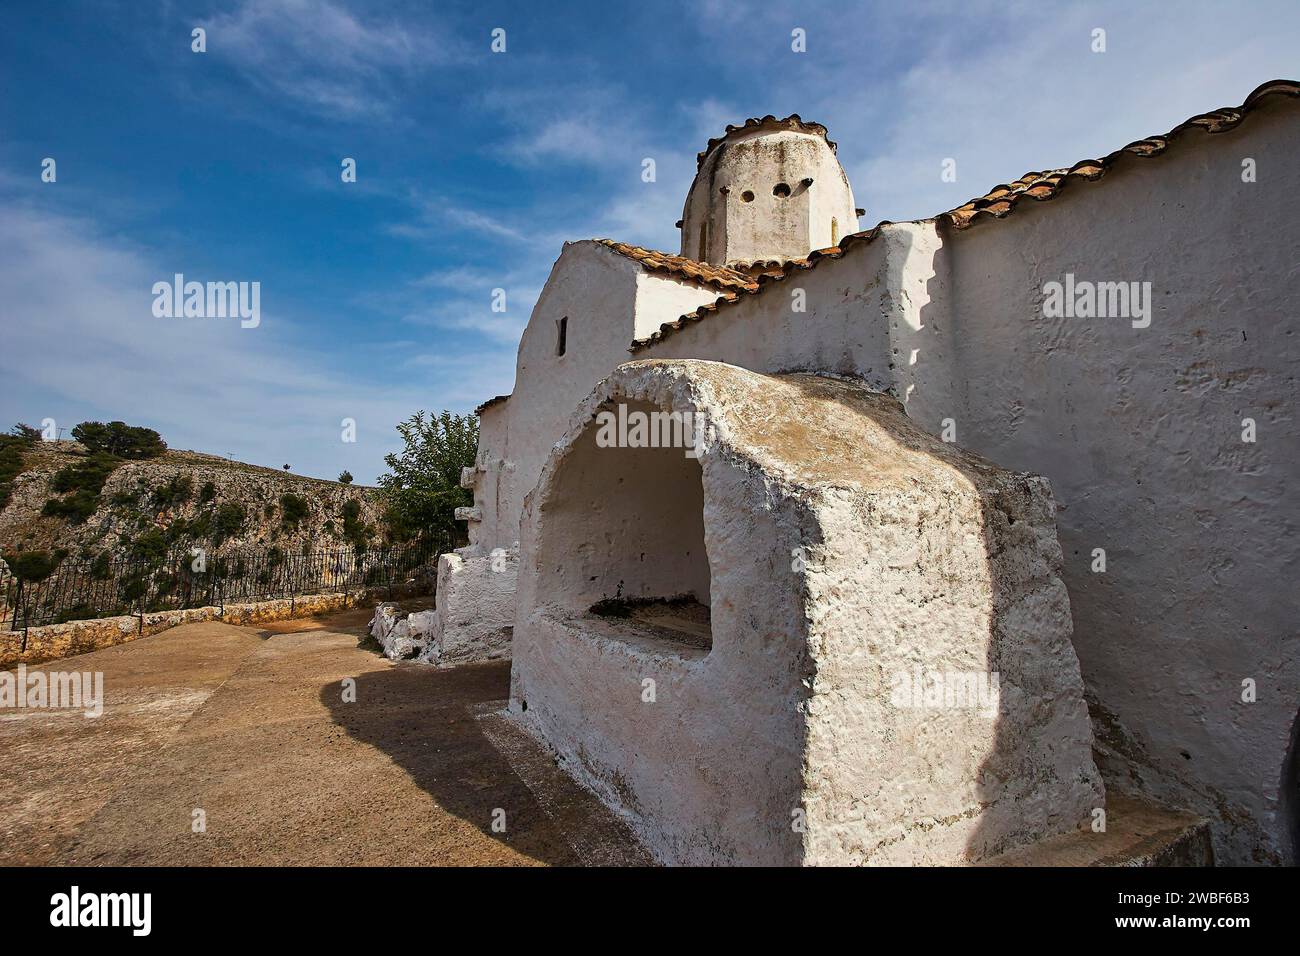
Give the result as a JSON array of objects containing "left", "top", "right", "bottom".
[
  {"left": 465, "top": 401, "right": 511, "bottom": 554},
  {"left": 681, "top": 129, "right": 859, "bottom": 264},
  {"left": 448, "top": 245, "right": 723, "bottom": 662},
  {"left": 510, "top": 385, "right": 810, "bottom": 865},
  {"left": 510, "top": 360, "right": 1100, "bottom": 865},
  {"left": 464, "top": 102, "right": 1297, "bottom": 864},
  {"left": 804, "top": 476, "right": 1101, "bottom": 864},
  {"left": 536, "top": 400, "right": 710, "bottom": 606},
  {"left": 641, "top": 104, "right": 1299, "bottom": 864},
  {"left": 643, "top": 237, "right": 893, "bottom": 386},
  {"left": 632, "top": 272, "right": 727, "bottom": 343},
  {"left": 473, "top": 242, "right": 723, "bottom": 556},
  {"left": 939, "top": 102, "right": 1300, "bottom": 865},
  {"left": 486, "top": 241, "right": 639, "bottom": 557},
  {"left": 426, "top": 551, "right": 516, "bottom": 665},
  {"left": 879, "top": 221, "right": 963, "bottom": 435}
]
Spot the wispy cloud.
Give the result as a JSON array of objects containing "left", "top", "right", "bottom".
[
  {"left": 400, "top": 263, "right": 539, "bottom": 346},
  {"left": 385, "top": 189, "right": 528, "bottom": 243},
  {"left": 201, "top": 0, "right": 462, "bottom": 119},
  {"left": 0, "top": 198, "right": 509, "bottom": 482}
]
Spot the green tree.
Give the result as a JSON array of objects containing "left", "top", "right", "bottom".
[
  {"left": 0, "top": 424, "right": 40, "bottom": 510},
  {"left": 71, "top": 421, "right": 167, "bottom": 459},
  {"left": 376, "top": 410, "right": 477, "bottom": 542},
  {"left": 337, "top": 471, "right": 353, "bottom": 484},
  {"left": 152, "top": 474, "right": 193, "bottom": 509}
]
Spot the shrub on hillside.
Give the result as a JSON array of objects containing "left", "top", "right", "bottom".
[
  {"left": 340, "top": 499, "right": 375, "bottom": 551},
  {"left": 213, "top": 502, "right": 246, "bottom": 544},
  {"left": 129, "top": 529, "right": 168, "bottom": 566},
  {"left": 89, "top": 551, "right": 113, "bottom": 580},
  {"left": 42, "top": 453, "right": 121, "bottom": 524},
  {"left": 2, "top": 549, "right": 63, "bottom": 582},
  {"left": 152, "top": 474, "right": 193, "bottom": 509},
  {"left": 182, "top": 510, "right": 212, "bottom": 540},
  {"left": 279, "top": 493, "right": 309, "bottom": 530}
]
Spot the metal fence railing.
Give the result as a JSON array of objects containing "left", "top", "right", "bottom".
[{"left": 1, "top": 536, "right": 450, "bottom": 635}]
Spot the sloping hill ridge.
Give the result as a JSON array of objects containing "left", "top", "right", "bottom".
[{"left": 0, "top": 441, "right": 387, "bottom": 564}]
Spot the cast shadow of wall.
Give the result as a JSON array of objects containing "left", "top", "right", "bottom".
[{"left": 318, "top": 659, "right": 581, "bottom": 866}]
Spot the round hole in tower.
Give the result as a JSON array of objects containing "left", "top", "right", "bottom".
[
  {"left": 773, "top": 182, "right": 791, "bottom": 198},
  {"left": 740, "top": 190, "right": 755, "bottom": 203}
]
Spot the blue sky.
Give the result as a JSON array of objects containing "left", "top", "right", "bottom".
[{"left": 2, "top": 0, "right": 1297, "bottom": 483}]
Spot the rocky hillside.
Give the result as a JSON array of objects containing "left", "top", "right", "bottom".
[{"left": 0, "top": 440, "right": 388, "bottom": 566}]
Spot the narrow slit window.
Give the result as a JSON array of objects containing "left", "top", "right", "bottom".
[
  {"left": 698, "top": 222, "right": 709, "bottom": 261},
  {"left": 830, "top": 217, "right": 839, "bottom": 245},
  {"left": 556, "top": 316, "right": 567, "bottom": 357}
]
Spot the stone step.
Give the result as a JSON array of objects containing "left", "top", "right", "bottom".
[{"left": 977, "top": 793, "right": 1213, "bottom": 866}]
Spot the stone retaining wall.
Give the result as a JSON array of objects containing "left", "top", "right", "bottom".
[{"left": 1, "top": 584, "right": 430, "bottom": 668}]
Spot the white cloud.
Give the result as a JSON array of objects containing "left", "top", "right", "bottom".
[
  {"left": 385, "top": 189, "right": 528, "bottom": 243},
  {"left": 713, "top": 0, "right": 1300, "bottom": 224},
  {"left": 0, "top": 199, "right": 510, "bottom": 483},
  {"left": 201, "top": 0, "right": 462, "bottom": 119}
]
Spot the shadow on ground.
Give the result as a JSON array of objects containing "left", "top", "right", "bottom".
[{"left": 319, "top": 660, "right": 583, "bottom": 865}]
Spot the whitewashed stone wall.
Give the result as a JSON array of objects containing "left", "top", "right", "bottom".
[
  {"left": 509, "top": 360, "right": 1101, "bottom": 865},
  {"left": 635, "top": 101, "right": 1300, "bottom": 864}
]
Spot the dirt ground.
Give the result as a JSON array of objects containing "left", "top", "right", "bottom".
[{"left": 0, "top": 606, "right": 649, "bottom": 866}]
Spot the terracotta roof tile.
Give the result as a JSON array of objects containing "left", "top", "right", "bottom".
[
  {"left": 594, "top": 239, "right": 758, "bottom": 292},
  {"left": 696, "top": 114, "right": 836, "bottom": 171},
  {"left": 631, "top": 79, "right": 1300, "bottom": 352},
  {"left": 630, "top": 226, "right": 888, "bottom": 351},
  {"left": 475, "top": 394, "right": 510, "bottom": 415},
  {"left": 945, "top": 78, "right": 1299, "bottom": 230}
]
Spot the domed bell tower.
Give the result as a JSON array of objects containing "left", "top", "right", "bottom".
[{"left": 679, "top": 115, "right": 861, "bottom": 268}]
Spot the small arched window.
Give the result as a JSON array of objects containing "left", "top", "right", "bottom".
[
  {"left": 697, "top": 222, "right": 709, "bottom": 261},
  {"left": 773, "top": 182, "right": 791, "bottom": 198}
]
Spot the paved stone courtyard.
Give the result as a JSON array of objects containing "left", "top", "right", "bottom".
[{"left": 0, "top": 607, "right": 647, "bottom": 866}]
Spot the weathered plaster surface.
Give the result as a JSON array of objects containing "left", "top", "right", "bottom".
[
  {"left": 646, "top": 235, "right": 893, "bottom": 385},
  {"left": 509, "top": 359, "right": 1101, "bottom": 865},
  {"left": 425, "top": 551, "right": 515, "bottom": 665},
  {"left": 934, "top": 102, "right": 1300, "bottom": 865},
  {"left": 626, "top": 104, "right": 1300, "bottom": 864},
  {"left": 368, "top": 603, "right": 437, "bottom": 660},
  {"left": 464, "top": 241, "right": 723, "bottom": 559},
  {"left": 681, "top": 128, "right": 860, "bottom": 264}
]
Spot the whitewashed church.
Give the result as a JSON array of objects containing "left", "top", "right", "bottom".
[{"left": 421, "top": 81, "right": 1299, "bottom": 866}]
